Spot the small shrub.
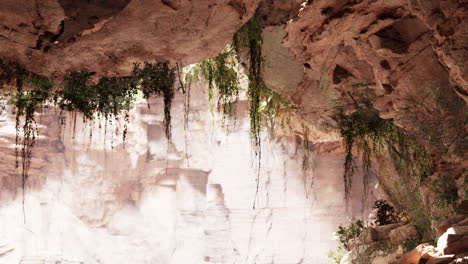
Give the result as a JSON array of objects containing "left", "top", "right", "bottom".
[
  {"left": 372, "top": 200, "right": 401, "bottom": 226},
  {"left": 335, "top": 220, "right": 366, "bottom": 251}
]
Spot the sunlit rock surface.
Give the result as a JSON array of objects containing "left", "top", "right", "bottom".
[{"left": 0, "top": 83, "right": 376, "bottom": 263}]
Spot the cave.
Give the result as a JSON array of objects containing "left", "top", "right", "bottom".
[{"left": 0, "top": 1, "right": 467, "bottom": 264}]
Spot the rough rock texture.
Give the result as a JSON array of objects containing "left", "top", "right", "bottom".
[
  {"left": 0, "top": 0, "right": 261, "bottom": 77},
  {"left": 389, "top": 224, "right": 419, "bottom": 246},
  {"left": 394, "top": 212, "right": 468, "bottom": 263},
  {"left": 282, "top": 0, "right": 468, "bottom": 127},
  {"left": 261, "top": 25, "right": 304, "bottom": 98},
  {"left": 0, "top": 83, "right": 377, "bottom": 263}
]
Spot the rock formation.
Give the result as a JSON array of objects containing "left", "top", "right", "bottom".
[
  {"left": 0, "top": 0, "right": 467, "bottom": 263},
  {"left": 0, "top": 0, "right": 260, "bottom": 77}
]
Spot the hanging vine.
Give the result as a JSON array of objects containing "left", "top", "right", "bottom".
[
  {"left": 329, "top": 93, "right": 434, "bottom": 238},
  {"left": 132, "top": 61, "right": 176, "bottom": 139},
  {"left": 0, "top": 61, "right": 53, "bottom": 220}
]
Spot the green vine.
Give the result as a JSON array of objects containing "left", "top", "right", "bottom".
[
  {"left": 132, "top": 61, "right": 176, "bottom": 139},
  {"left": 233, "top": 11, "right": 264, "bottom": 154},
  {"left": 1, "top": 61, "right": 53, "bottom": 219},
  {"left": 1, "top": 60, "right": 175, "bottom": 188},
  {"left": 329, "top": 93, "right": 434, "bottom": 239}
]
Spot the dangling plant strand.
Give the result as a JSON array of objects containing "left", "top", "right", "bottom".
[
  {"left": 183, "top": 47, "right": 241, "bottom": 122},
  {"left": 0, "top": 62, "right": 54, "bottom": 222},
  {"left": 180, "top": 63, "right": 195, "bottom": 167},
  {"left": 329, "top": 96, "right": 434, "bottom": 238},
  {"left": 302, "top": 124, "right": 313, "bottom": 198},
  {"left": 233, "top": 11, "right": 264, "bottom": 155},
  {"left": 132, "top": 61, "right": 176, "bottom": 139},
  {"left": 232, "top": 11, "right": 295, "bottom": 208},
  {"left": 57, "top": 61, "right": 176, "bottom": 140}
]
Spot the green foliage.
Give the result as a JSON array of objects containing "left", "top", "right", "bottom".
[
  {"left": 330, "top": 103, "right": 395, "bottom": 201},
  {"left": 58, "top": 70, "right": 138, "bottom": 120},
  {"left": 132, "top": 61, "right": 176, "bottom": 138},
  {"left": 1, "top": 60, "right": 175, "bottom": 189},
  {"left": 10, "top": 88, "right": 51, "bottom": 182},
  {"left": 197, "top": 47, "right": 241, "bottom": 118},
  {"left": 57, "top": 62, "right": 175, "bottom": 139},
  {"left": 329, "top": 93, "right": 434, "bottom": 239},
  {"left": 335, "top": 220, "right": 365, "bottom": 251},
  {"left": 327, "top": 250, "right": 344, "bottom": 264},
  {"left": 372, "top": 199, "right": 401, "bottom": 226},
  {"left": 0, "top": 61, "right": 54, "bottom": 198},
  {"left": 233, "top": 11, "right": 264, "bottom": 153}
]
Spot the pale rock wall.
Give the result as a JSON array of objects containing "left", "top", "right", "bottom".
[{"left": 0, "top": 83, "right": 377, "bottom": 263}]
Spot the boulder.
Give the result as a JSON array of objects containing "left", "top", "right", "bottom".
[
  {"left": 436, "top": 215, "right": 467, "bottom": 236},
  {"left": 438, "top": 226, "right": 468, "bottom": 255},
  {"left": 390, "top": 224, "right": 420, "bottom": 246},
  {"left": 360, "top": 223, "right": 405, "bottom": 245},
  {"left": 456, "top": 201, "right": 468, "bottom": 215},
  {"left": 445, "top": 235, "right": 468, "bottom": 255},
  {"left": 396, "top": 244, "right": 435, "bottom": 264}
]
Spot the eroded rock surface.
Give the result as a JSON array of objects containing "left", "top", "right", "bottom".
[
  {"left": 282, "top": 0, "right": 468, "bottom": 126},
  {"left": 0, "top": 0, "right": 261, "bottom": 77}
]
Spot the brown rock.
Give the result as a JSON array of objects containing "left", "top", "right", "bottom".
[
  {"left": 445, "top": 235, "right": 468, "bottom": 255},
  {"left": 282, "top": 0, "right": 468, "bottom": 136},
  {"left": 438, "top": 224, "right": 468, "bottom": 255},
  {"left": 456, "top": 201, "right": 468, "bottom": 215},
  {"left": 397, "top": 244, "right": 436, "bottom": 264},
  {"left": 374, "top": 223, "right": 405, "bottom": 241},
  {"left": 436, "top": 215, "right": 467, "bottom": 236},
  {"left": 0, "top": 0, "right": 261, "bottom": 78},
  {"left": 425, "top": 255, "right": 455, "bottom": 264},
  {"left": 390, "top": 224, "right": 420, "bottom": 246}
]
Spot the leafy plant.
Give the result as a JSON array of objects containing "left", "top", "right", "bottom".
[
  {"left": 132, "top": 61, "right": 176, "bottom": 139},
  {"left": 328, "top": 92, "right": 435, "bottom": 239},
  {"left": 372, "top": 199, "right": 401, "bottom": 226},
  {"left": 198, "top": 47, "right": 241, "bottom": 118},
  {"left": 329, "top": 103, "right": 395, "bottom": 202},
  {"left": 327, "top": 250, "right": 344, "bottom": 264},
  {"left": 58, "top": 61, "right": 175, "bottom": 139},
  {"left": 335, "top": 220, "right": 365, "bottom": 251},
  {"left": 0, "top": 62, "right": 54, "bottom": 216},
  {"left": 233, "top": 11, "right": 264, "bottom": 154}
]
